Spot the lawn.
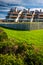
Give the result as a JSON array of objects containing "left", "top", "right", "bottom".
[
  {"left": 3, "top": 28, "right": 43, "bottom": 53},
  {"left": 0, "top": 27, "right": 43, "bottom": 65}
]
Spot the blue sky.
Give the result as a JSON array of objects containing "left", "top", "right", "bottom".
[
  {"left": 0, "top": 0, "right": 43, "bottom": 19},
  {"left": 1, "top": 0, "right": 43, "bottom": 7}
]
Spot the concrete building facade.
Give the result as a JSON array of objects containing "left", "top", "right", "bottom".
[{"left": 5, "top": 7, "right": 43, "bottom": 22}]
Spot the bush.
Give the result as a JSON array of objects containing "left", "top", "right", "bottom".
[
  {"left": 0, "top": 28, "right": 15, "bottom": 48},
  {"left": 0, "top": 43, "right": 43, "bottom": 65},
  {"left": 0, "top": 27, "right": 8, "bottom": 42},
  {"left": 0, "top": 54, "right": 24, "bottom": 65}
]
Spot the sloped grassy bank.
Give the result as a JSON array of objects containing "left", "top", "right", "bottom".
[{"left": 0, "top": 27, "right": 43, "bottom": 65}]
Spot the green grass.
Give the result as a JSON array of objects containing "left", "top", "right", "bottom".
[{"left": 3, "top": 28, "right": 43, "bottom": 53}]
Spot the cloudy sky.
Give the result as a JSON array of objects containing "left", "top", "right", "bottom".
[
  {"left": 0, "top": 0, "right": 43, "bottom": 19},
  {"left": 1, "top": 0, "right": 43, "bottom": 7}
]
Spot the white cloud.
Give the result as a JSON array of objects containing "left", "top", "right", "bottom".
[
  {"left": 36, "top": 0, "right": 43, "bottom": 3},
  {"left": 0, "top": 0, "right": 43, "bottom": 6},
  {"left": 0, "top": 14, "right": 6, "bottom": 19},
  {"left": 30, "top": 8, "right": 43, "bottom": 11},
  {"left": 27, "top": 0, "right": 43, "bottom": 4},
  {"left": 15, "top": 6, "right": 27, "bottom": 10},
  {"left": 0, "top": 0, "right": 22, "bottom": 4},
  {"left": 0, "top": 9, "right": 10, "bottom": 12},
  {"left": 21, "top": 0, "right": 43, "bottom": 6}
]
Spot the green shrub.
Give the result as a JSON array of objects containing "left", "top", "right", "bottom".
[
  {"left": 0, "top": 43, "right": 43, "bottom": 65},
  {"left": 0, "top": 27, "right": 8, "bottom": 42},
  {"left": 0, "top": 54, "right": 24, "bottom": 65},
  {"left": 0, "top": 28, "right": 15, "bottom": 48}
]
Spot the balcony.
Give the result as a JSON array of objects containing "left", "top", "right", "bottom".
[
  {"left": 11, "top": 12, "right": 18, "bottom": 14},
  {"left": 38, "top": 16, "right": 43, "bottom": 18},
  {"left": 25, "top": 16, "right": 32, "bottom": 18},
  {"left": 10, "top": 16, "right": 17, "bottom": 18}
]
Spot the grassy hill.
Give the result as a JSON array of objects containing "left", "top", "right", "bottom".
[
  {"left": 3, "top": 28, "right": 43, "bottom": 52},
  {"left": 0, "top": 27, "right": 43, "bottom": 65}
]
